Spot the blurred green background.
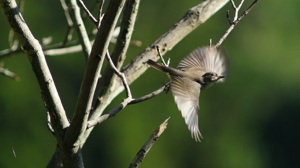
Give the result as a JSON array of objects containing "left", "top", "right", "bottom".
[{"left": 1, "top": 0, "right": 299, "bottom": 167}]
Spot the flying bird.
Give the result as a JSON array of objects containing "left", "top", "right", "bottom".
[{"left": 146, "top": 46, "right": 227, "bottom": 142}]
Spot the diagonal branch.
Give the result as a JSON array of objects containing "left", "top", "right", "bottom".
[
  {"left": 0, "top": 0, "right": 69, "bottom": 151},
  {"left": 106, "top": 51, "right": 132, "bottom": 99},
  {"left": 87, "top": 51, "right": 133, "bottom": 128},
  {"left": 64, "top": 0, "right": 92, "bottom": 61},
  {"left": 129, "top": 83, "right": 169, "bottom": 105},
  {"left": 0, "top": 64, "right": 19, "bottom": 80},
  {"left": 129, "top": 117, "right": 170, "bottom": 168},
  {"left": 78, "top": 0, "right": 98, "bottom": 25},
  {"left": 87, "top": 83, "right": 169, "bottom": 128},
  {"left": 215, "top": 0, "right": 259, "bottom": 48}
]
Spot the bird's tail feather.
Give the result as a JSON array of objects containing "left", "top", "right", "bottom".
[
  {"left": 146, "top": 59, "right": 169, "bottom": 73},
  {"left": 147, "top": 59, "right": 187, "bottom": 77}
]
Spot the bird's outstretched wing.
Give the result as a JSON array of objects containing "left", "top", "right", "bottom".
[
  {"left": 171, "top": 76, "right": 202, "bottom": 142},
  {"left": 177, "top": 47, "right": 226, "bottom": 81}
]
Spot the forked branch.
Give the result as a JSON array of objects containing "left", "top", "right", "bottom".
[{"left": 215, "top": 0, "right": 259, "bottom": 48}]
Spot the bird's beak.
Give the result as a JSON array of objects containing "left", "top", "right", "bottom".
[{"left": 218, "top": 75, "right": 225, "bottom": 79}]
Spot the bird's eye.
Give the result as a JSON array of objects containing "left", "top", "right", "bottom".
[{"left": 203, "top": 73, "right": 212, "bottom": 78}]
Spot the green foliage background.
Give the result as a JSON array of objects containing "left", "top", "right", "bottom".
[{"left": 1, "top": 0, "right": 299, "bottom": 167}]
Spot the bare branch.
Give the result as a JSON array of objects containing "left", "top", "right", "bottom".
[
  {"left": 63, "top": 0, "right": 126, "bottom": 166},
  {"left": 129, "top": 117, "right": 170, "bottom": 168},
  {"left": 44, "top": 43, "right": 84, "bottom": 56},
  {"left": 156, "top": 46, "right": 169, "bottom": 67},
  {"left": 60, "top": 0, "right": 73, "bottom": 26},
  {"left": 86, "top": 0, "right": 141, "bottom": 129},
  {"left": 87, "top": 97, "right": 132, "bottom": 128},
  {"left": 129, "top": 83, "right": 169, "bottom": 105},
  {"left": 96, "top": 0, "right": 141, "bottom": 107},
  {"left": 229, "top": 0, "right": 245, "bottom": 22},
  {"left": 12, "top": 147, "right": 16, "bottom": 158},
  {"left": 62, "top": 26, "right": 74, "bottom": 45},
  {"left": 87, "top": 83, "right": 169, "bottom": 128},
  {"left": 47, "top": 111, "right": 55, "bottom": 134},
  {"left": 87, "top": 51, "right": 132, "bottom": 128},
  {"left": 215, "top": 0, "right": 259, "bottom": 48},
  {"left": 97, "top": 0, "right": 105, "bottom": 28},
  {"left": 106, "top": 52, "right": 132, "bottom": 98},
  {"left": 64, "top": 0, "right": 92, "bottom": 61},
  {"left": 0, "top": 64, "right": 19, "bottom": 80},
  {"left": 1, "top": 0, "right": 69, "bottom": 152},
  {"left": 78, "top": 0, "right": 98, "bottom": 25}
]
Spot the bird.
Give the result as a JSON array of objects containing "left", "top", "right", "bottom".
[{"left": 146, "top": 46, "right": 227, "bottom": 142}]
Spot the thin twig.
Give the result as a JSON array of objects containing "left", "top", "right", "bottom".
[
  {"left": 87, "top": 83, "right": 169, "bottom": 128},
  {"left": 60, "top": 0, "right": 73, "bottom": 26},
  {"left": 106, "top": 52, "right": 132, "bottom": 98},
  {"left": 129, "top": 83, "right": 170, "bottom": 105},
  {"left": 0, "top": 64, "right": 19, "bottom": 80},
  {"left": 229, "top": 0, "right": 245, "bottom": 22},
  {"left": 65, "top": 0, "right": 92, "bottom": 61},
  {"left": 129, "top": 117, "right": 170, "bottom": 168},
  {"left": 62, "top": 26, "right": 74, "bottom": 45},
  {"left": 215, "top": 0, "right": 259, "bottom": 48},
  {"left": 12, "top": 147, "right": 16, "bottom": 158},
  {"left": 97, "top": 0, "right": 105, "bottom": 28},
  {"left": 78, "top": 0, "right": 98, "bottom": 25},
  {"left": 87, "top": 51, "right": 133, "bottom": 128},
  {"left": 47, "top": 111, "right": 55, "bottom": 134},
  {"left": 156, "top": 46, "right": 169, "bottom": 66}
]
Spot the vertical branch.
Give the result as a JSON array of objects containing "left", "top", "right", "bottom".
[
  {"left": 65, "top": 0, "right": 91, "bottom": 61},
  {"left": 112, "top": 0, "right": 140, "bottom": 70},
  {"left": 0, "top": 0, "right": 69, "bottom": 155},
  {"left": 91, "top": 0, "right": 140, "bottom": 120},
  {"left": 63, "top": 0, "right": 126, "bottom": 167},
  {"left": 59, "top": 0, "right": 74, "bottom": 45}
]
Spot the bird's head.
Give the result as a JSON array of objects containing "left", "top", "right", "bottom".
[{"left": 202, "top": 72, "right": 224, "bottom": 83}]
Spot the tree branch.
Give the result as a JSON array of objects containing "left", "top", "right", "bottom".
[
  {"left": 129, "top": 83, "right": 169, "bottom": 105},
  {"left": 87, "top": 83, "right": 169, "bottom": 128},
  {"left": 0, "top": 63, "right": 19, "bottom": 80},
  {"left": 78, "top": 0, "right": 98, "bottom": 25},
  {"left": 215, "top": 0, "right": 259, "bottom": 48},
  {"left": 129, "top": 117, "right": 170, "bottom": 168},
  {"left": 64, "top": 0, "right": 91, "bottom": 61},
  {"left": 79, "top": 0, "right": 230, "bottom": 147},
  {"left": 63, "top": 0, "right": 126, "bottom": 167},
  {"left": 0, "top": 0, "right": 69, "bottom": 157},
  {"left": 90, "top": 0, "right": 140, "bottom": 121}
]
